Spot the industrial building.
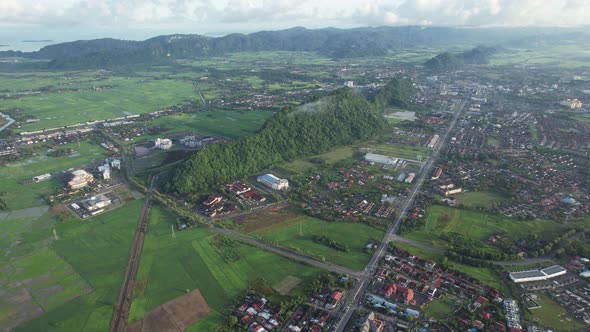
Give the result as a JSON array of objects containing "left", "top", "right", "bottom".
[
  {"left": 79, "top": 194, "right": 112, "bottom": 212},
  {"left": 509, "top": 265, "right": 567, "bottom": 283},
  {"left": 154, "top": 138, "right": 173, "bottom": 150},
  {"left": 257, "top": 174, "right": 289, "bottom": 190},
  {"left": 68, "top": 170, "right": 94, "bottom": 190},
  {"left": 364, "top": 153, "right": 399, "bottom": 165}
]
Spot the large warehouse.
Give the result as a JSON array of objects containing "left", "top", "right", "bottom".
[
  {"left": 257, "top": 174, "right": 289, "bottom": 190},
  {"left": 364, "top": 153, "right": 399, "bottom": 165},
  {"left": 509, "top": 265, "right": 567, "bottom": 283}
]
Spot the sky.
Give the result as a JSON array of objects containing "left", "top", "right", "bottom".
[{"left": 0, "top": 0, "right": 589, "bottom": 51}]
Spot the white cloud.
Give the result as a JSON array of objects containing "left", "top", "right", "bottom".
[{"left": 0, "top": 0, "right": 588, "bottom": 29}]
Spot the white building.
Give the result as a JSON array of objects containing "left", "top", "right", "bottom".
[
  {"left": 559, "top": 98, "right": 583, "bottom": 109},
  {"left": 33, "top": 173, "right": 51, "bottom": 182},
  {"left": 509, "top": 265, "right": 567, "bottom": 283},
  {"left": 154, "top": 138, "right": 173, "bottom": 150},
  {"left": 364, "top": 153, "right": 398, "bottom": 165},
  {"left": 344, "top": 81, "right": 354, "bottom": 88},
  {"left": 257, "top": 174, "right": 289, "bottom": 190}
]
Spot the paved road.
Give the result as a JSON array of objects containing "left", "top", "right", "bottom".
[
  {"left": 110, "top": 176, "right": 157, "bottom": 332},
  {"left": 214, "top": 227, "right": 363, "bottom": 278},
  {"left": 333, "top": 97, "right": 468, "bottom": 332},
  {"left": 0, "top": 112, "right": 15, "bottom": 132}
]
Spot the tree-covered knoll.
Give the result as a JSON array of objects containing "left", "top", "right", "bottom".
[
  {"left": 372, "top": 78, "right": 415, "bottom": 110},
  {"left": 167, "top": 88, "right": 386, "bottom": 196},
  {"left": 424, "top": 46, "right": 499, "bottom": 72}
]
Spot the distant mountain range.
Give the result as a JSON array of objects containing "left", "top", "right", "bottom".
[{"left": 0, "top": 26, "right": 588, "bottom": 69}]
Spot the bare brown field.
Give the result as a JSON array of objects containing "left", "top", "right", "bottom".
[
  {"left": 126, "top": 288, "right": 210, "bottom": 332},
  {"left": 236, "top": 205, "right": 308, "bottom": 235}
]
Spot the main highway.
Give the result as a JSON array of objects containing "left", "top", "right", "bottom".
[{"left": 333, "top": 97, "right": 468, "bottom": 331}]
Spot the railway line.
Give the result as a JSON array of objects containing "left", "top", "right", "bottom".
[{"left": 109, "top": 176, "right": 157, "bottom": 332}]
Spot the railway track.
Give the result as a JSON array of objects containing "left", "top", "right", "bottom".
[{"left": 110, "top": 177, "right": 156, "bottom": 332}]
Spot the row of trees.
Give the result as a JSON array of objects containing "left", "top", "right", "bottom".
[{"left": 168, "top": 88, "right": 386, "bottom": 196}]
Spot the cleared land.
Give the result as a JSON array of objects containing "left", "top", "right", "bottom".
[
  {"left": 526, "top": 294, "right": 586, "bottom": 331},
  {"left": 252, "top": 211, "right": 384, "bottom": 270},
  {"left": 128, "top": 206, "right": 320, "bottom": 330},
  {"left": 126, "top": 289, "right": 210, "bottom": 332}
]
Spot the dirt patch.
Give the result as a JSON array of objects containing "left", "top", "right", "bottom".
[
  {"left": 235, "top": 205, "right": 307, "bottom": 234},
  {"left": 127, "top": 289, "right": 210, "bottom": 332},
  {"left": 273, "top": 275, "right": 302, "bottom": 295},
  {"left": 0, "top": 285, "right": 44, "bottom": 331},
  {"left": 134, "top": 146, "right": 151, "bottom": 157}
]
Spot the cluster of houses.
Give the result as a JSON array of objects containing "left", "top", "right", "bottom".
[
  {"left": 234, "top": 294, "right": 281, "bottom": 332},
  {"left": 549, "top": 285, "right": 590, "bottom": 324},
  {"left": 201, "top": 194, "right": 238, "bottom": 218},
  {"left": 369, "top": 246, "right": 508, "bottom": 331},
  {"left": 226, "top": 180, "right": 267, "bottom": 207},
  {"left": 285, "top": 305, "right": 334, "bottom": 332}
]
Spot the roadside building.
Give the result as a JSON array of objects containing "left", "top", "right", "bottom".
[
  {"left": 404, "top": 173, "right": 416, "bottom": 183},
  {"left": 509, "top": 265, "right": 567, "bottom": 283},
  {"left": 257, "top": 174, "right": 289, "bottom": 190},
  {"left": 427, "top": 134, "right": 440, "bottom": 148}
]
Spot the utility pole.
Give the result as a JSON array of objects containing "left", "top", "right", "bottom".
[
  {"left": 53, "top": 228, "right": 59, "bottom": 241},
  {"left": 171, "top": 225, "right": 176, "bottom": 239}
]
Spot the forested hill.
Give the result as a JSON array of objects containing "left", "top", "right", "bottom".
[
  {"left": 1, "top": 26, "right": 587, "bottom": 69},
  {"left": 168, "top": 88, "right": 386, "bottom": 196},
  {"left": 424, "top": 46, "right": 499, "bottom": 72}
]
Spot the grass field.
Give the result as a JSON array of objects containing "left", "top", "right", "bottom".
[
  {"left": 372, "top": 142, "right": 431, "bottom": 160},
  {"left": 254, "top": 214, "right": 384, "bottom": 270},
  {"left": 422, "top": 299, "right": 455, "bottom": 320},
  {"left": 527, "top": 294, "right": 586, "bottom": 331},
  {"left": 14, "top": 200, "right": 142, "bottom": 331},
  {"left": 147, "top": 109, "right": 273, "bottom": 140},
  {"left": 2, "top": 77, "right": 196, "bottom": 132},
  {"left": 489, "top": 45, "right": 590, "bottom": 69},
  {"left": 128, "top": 206, "right": 320, "bottom": 329},
  {"left": 455, "top": 191, "right": 507, "bottom": 209},
  {"left": 278, "top": 145, "right": 357, "bottom": 174},
  {"left": 404, "top": 205, "right": 568, "bottom": 248},
  {"left": 0, "top": 140, "right": 107, "bottom": 210}
]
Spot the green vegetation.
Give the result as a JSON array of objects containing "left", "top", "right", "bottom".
[
  {"left": 0, "top": 140, "right": 107, "bottom": 210},
  {"left": 255, "top": 216, "right": 384, "bottom": 270},
  {"left": 456, "top": 191, "right": 507, "bottom": 209},
  {"left": 372, "top": 142, "right": 432, "bottom": 160},
  {"left": 527, "top": 294, "right": 586, "bottom": 331},
  {"left": 423, "top": 299, "right": 455, "bottom": 320},
  {"left": 372, "top": 78, "right": 414, "bottom": 110},
  {"left": 2, "top": 77, "right": 195, "bottom": 131},
  {"left": 391, "top": 241, "right": 504, "bottom": 290},
  {"left": 278, "top": 145, "right": 357, "bottom": 174},
  {"left": 14, "top": 199, "right": 143, "bottom": 332},
  {"left": 424, "top": 46, "right": 498, "bottom": 71},
  {"left": 170, "top": 88, "right": 386, "bottom": 195},
  {"left": 128, "top": 206, "right": 320, "bottom": 328},
  {"left": 404, "top": 205, "right": 568, "bottom": 249},
  {"left": 148, "top": 109, "right": 273, "bottom": 139},
  {"left": 311, "top": 234, "right": 350, "bottom": 252}
]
